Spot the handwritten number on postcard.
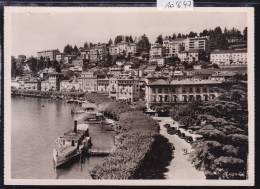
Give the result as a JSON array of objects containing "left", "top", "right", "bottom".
[{"left": 158, "top": 0, "right": 194, "bottom": 9}]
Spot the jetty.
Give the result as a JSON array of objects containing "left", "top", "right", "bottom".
[{"left": 87, "top": 149, "right": 112, "bottom": 156}]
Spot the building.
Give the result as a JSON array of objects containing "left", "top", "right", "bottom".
[
  {"left": 56, "top": 53, "right": 65, "bottom": 62},
  {"left": 109, "top": 45, "right": 120, "bottom": 56},
  {"left": 163, "top": 38, "right": 185, "bottom": 58},
  {"left": 150, "top": 43, "right": 165, "bottom": 58},
  {"left": 109, "top": 42, "right": 137, "bottom": 56},
  {"left": 149, "top": 57, "right": 165, "bottom": 67},
  {"left": 89, "top": 44, "right": 108, "bottom": 62},
  {"left": 79, "top": 48, "right": 90, "bottom": 60},
  {"left": 48, "top": 72, "right": 63, "bottom": 91},
  {"left": 227, "top": 37, "right": 247, "bottom": 50},
  {"left": 109, "top": 66, "right": 124, "bottom": 76},
  {"left": 108, "top": 77, "right": 140, "bottom": 102},
  {"left": 210, "top": 49, "right": 247, "bottom": 67},
  {"left": 184, "top": 36, "right": 209, "bottom": 52},
  {"left": 60, "top": 79, "right": 80, "bottom": 92},
  {"left": 64, "top": 55, "right": 77, "bottom": 64},
  {"left": 78, "top": 72, "right": 98, "bottom": 92},
  {"left": 97, "top": 78, "right": 110, "bottom": 93},
  {"left": 126, "top": 43, "right": 137, "bottom": 55},
  {"left": 72, "top": 57, "right": 84, "bottom": 67},
  {"left": 37, "top": 49, "right": 60, "bottom": 61},
  {"left": 145, "top": 78, "right": 223, "bottom": 109},
  {"left": 178, "top": 49, "right": 200, "bottom": 62}
]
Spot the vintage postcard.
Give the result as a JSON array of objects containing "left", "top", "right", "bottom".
[{"left": 4, "top": 6, "right": 254, "bottom": 186}]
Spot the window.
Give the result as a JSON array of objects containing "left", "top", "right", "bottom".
[
  {"left": 196, "top": 87, "right": 201, "bottom": 93},
  {"left": 189, "top": 87, "right": 193, "bottom": 93},
  {"left": 182, "top": 87, "right": 186, "bottom": 93},
  {"left": 158, "top": 88, "right": 162, "bottom": 93}
]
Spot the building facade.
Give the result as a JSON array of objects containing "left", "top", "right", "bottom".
[
  {"left": 78, "top": 72, "right": 98, "bottom": 92},
  {"left": 163, "top": 39, "right": 185, "bottom": 58},
  {"left": 210, "top": 49, "right": 247, "bottom": 66},
  {"left": 89, "top": 44, "right": 108, "bottom": 62},
  {"left": 145, "top": 78, "right": 222, "bottom": 109},
  {"left": 150, "top": 43, "right": 165, "bottom": 58},
  {"left": 37, "top": 49, "right": 60, "bottom": 61},
  {"left": 184, "top": 36, "right": 209, "bottom": 52},
  {"left": 108, "top": 77, "right": 140, "bottom": 102},
  {"left": 178, "top": 49, "right": 199, "bottom": 62}
]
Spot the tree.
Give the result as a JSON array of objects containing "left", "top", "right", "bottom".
[
  {"left": 11, "top": 56, "right": 17, "bottom": 77},
  {"left": 188, "top": 31, "right": 197, "bottom": 38},
  {"left": 108, "top": 38, "right": 113, "bottom": 46},
  {"left": 200, "top": 29, "right": 209, "bottom": 37},
  {"left": 136, "top": 34, "right": 150, "bottom": 54},
  {"left": 27, "top": 56, "right": 38, "bottom": 74},
  {"left": 177, "top": 33, "right": 182, "bottom": 38},
  {"left": 243, "top": 27, "right": 247, "bottom": 40},
  {"left": 114, "top": 35, "right": 123, "bottom": 44},
  {"left": 172, "top": 34, "right": 176, "bottom": 39},
  {"left": 63, "top": 44, "right": 74, "bottom": 55},
  {"left": 73, "top": 45, "right": 79, "bottom": 55},
  {"left": 84, "top": 42, "right": 89, "bottom": 49},
  {"left": 155, "top": 34, "right": 163, "bottom": 44}
]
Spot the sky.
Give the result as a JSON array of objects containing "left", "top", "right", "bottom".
[{"left": 8, "top": 8, "right": 248, "bottom": 57}]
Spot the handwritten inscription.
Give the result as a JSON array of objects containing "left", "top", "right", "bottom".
[{"left": 157, "top": 0, "right": 194, "bottom": 10}]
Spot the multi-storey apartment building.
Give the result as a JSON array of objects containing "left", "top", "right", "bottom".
[
  {"left": 109, "top": 77, "right": 140, "bottom": 102},
  {"left": 145, "top": 78, "right": 223, "bottom": 109},
  {"left": 210, "top": 49, "right": 247, "bottom": 67},
  {"left": 163, "top": 38, "right": 185, "bottom": 58},
  {"left": 184, "top": 36, "right": 209, "bottom": 52},
  {"left": 89, "top": 44, "right": 108, "bottom": 62},
  {"left": 150, "top": 43, "right": 165, "bottom": 58},
  {"left": 109, "top": 42, "right": 137, "bottom": 56},
  {"left": 37, "top": 49, "right": 60, "bottom": 61}
]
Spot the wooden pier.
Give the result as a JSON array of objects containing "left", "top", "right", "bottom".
[{"left": 87, "top": 149, "right": 112, "bottom": 156}]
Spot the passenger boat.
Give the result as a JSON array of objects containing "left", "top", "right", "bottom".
[{"left": 53, "top": 121, "right": 92, "bottom": 168}]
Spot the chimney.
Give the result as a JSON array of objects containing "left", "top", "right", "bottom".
[{"left": 74, "top": 120, "right": 77, "bottom": 133}]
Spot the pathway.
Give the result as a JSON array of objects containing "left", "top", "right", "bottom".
[{"left": 152, "top": 117, "right": 206, "bottom": 180}]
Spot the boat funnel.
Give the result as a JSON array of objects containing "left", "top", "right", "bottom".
[{"left": 74, "top": 120, "right": 77, "bottom": 133}]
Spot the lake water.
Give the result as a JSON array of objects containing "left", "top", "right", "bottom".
[{"left": 11, "top": 97, "right": 115, "bottom": 179}]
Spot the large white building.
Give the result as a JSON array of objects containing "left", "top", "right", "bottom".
[
  {"left": 163, "top": 38, "right": 185, "bottom": 58},
  {"left": 178, "top": 49, "right": 199, "bottom": 63},
  {"left": 210, "top": 49, "right": 247, "bottom": 66},
  {"left": 109, "top": 42, "right": 137, "bottom": 56},
  {"left": 145, "top": 78, "right": 223, "bottom": 109},
  {"left": 150, "top": 43, "right": 165, "bottom": 58},
  {"left": 184, "top": 36, "right": 209, "bottom": 52},
  {"left": 37, "top": 49, "right": 60, "bottom": 61}
]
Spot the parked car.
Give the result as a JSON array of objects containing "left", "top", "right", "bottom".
[
  {"left": 167, "top": 127, "right": 177, "bottom": 135},
  {"left": 163, "top": 123, "right": 171, "bottom": 129}
]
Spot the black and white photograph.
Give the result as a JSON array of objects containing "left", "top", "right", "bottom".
[{"left": 4, "top": 7, "right": 254, "bottom": 186}]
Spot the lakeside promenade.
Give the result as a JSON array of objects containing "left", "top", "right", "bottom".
[{"left": 153, "top": 117, "right": 206, "bottom": 180}]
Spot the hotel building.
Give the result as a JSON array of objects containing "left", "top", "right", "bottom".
[{"left": 145, "top": 78, "right": 222, "bottom": 109}]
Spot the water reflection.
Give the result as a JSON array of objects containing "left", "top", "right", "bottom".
[{"left": 11, "top": 97, "right": 115, "bottom": 179}]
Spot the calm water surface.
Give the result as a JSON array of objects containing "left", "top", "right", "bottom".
[{"left": 11, "top": 97, "right": 115, "bottom": 179}]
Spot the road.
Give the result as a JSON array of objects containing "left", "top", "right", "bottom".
[{"left": 153, "top": 117, "right": 206, "bottom": 180}]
